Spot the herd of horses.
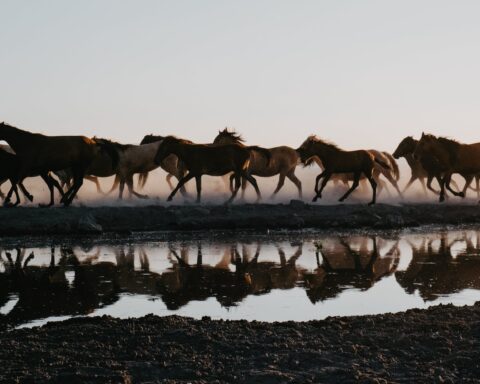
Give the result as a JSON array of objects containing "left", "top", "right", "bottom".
[{"left": 0, "top": 121, "right": 479, "bottom": 207}]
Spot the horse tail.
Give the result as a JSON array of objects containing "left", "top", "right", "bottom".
[
  {"left": 106, "top": 174, "right": 120, "bottom": 195},
  {"left": 138, "top": 172, "right": 149, "bottom": 189},
  {"left": 96, "top": 140, "right": 120, "bottom": 169},
  {"left": 247, "top": 146, "right": 271, "bottom": 167},
  {"left": 374, "top": 157, "right": 391, "bottom": 170},
  {"left": 382, "top": 151, "right": 400, "bottom": 180}
]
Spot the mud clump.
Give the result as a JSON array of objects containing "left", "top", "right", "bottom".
[{"left": 1, "top": 303, "right": 479, "bottom": 383}]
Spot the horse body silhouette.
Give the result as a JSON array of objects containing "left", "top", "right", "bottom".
[
  {"left": 213, "top": 128, "right": 302, "bottom": 199},
  {"left": 154, "top": 136, "right": 270, "bottom": 203},
  {"left": 297, "top": 135, "right": 390, "bottom": 205}
]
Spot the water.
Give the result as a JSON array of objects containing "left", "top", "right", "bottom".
[{"left": 1, "top": 228, "right": 480, "bottom": 328}]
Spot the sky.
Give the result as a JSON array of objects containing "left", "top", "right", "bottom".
[{"left": 2, "top": 0, "right": 480, "bottom": 153}]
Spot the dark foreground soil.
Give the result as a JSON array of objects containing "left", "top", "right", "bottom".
[
  {"left": 1, "top": 303, "right": 479, "bottom": 383},
  {"left": 2, "top": 202, "right": 480, "bottom": 235}
]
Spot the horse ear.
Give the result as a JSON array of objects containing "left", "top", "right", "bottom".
[{"left": 421, "top": 132, "right": 425, "bottom": 138}]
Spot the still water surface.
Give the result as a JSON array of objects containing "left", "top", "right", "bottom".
[{"left": 1, "top": 229, "right": 480, "bottom": 328}]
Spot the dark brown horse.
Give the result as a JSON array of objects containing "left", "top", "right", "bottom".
[
  {"left": 139, "top": 135, "right": 188, "bottom": 196},
  {"left": 213, "top": 128, "right": 302, "bottom": 199},
  {"left": 413, "top": 133, "right": 480, "bottom": 202},
  {"left": 0, "top": 122, "right": 118, "bottom": 206},
  {"left": 154, "top": 136, "right": 270, "bottom": 203},
  {"left": 297, "top": 135, "right": 390, "bottom": 205},
  {"left": 393, "top": 136, "right": 461, "bottom": 197}
]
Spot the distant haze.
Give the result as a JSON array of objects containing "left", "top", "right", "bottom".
[{"left": 2, "top": 0, "right": 480, "bottom": 153}]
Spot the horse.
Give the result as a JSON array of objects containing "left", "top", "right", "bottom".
[
  {"left": 154, "top": 136, "right": 271, "bottom": 203},
  {"left": 296, "top": 135, "right": 390, "bottom": 205},
  {"left": 413, "top": 133, "right": 480, "bottom": 202},
  {"left": 0, "top": 145, "right": 34, "bottom": 203},
  {"left": 393, "top": 136, "right": 462, "bottom": 196},
  {"left": 88, "top": 139, "right": 160, "bottom": 199},
  {"left": 212, "top": 128, "right": 302, "bottom": 199},
  {"left": 0, "top": 123, "right": 118, "bottom": 206},
  {"left": 307, "top": 149, "right": 401, "bottom": 198},
  {"left": 138, "top": 135, "right": 189, "bottom": 196}
]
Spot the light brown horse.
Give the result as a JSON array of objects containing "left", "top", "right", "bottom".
[
  {"left": 154, "top": 136, "right": 270, "bottom": 203},
  {"left": 297, "top": 135, "right": 390, "bottom": 205},
  {"left": 213, "top": 128, "right": 302, "bottom": 199},
  {"left": 0, "top": 123, "right": 117, "bottom": 206},
  {"left": 413, "top": 133, "right": 480, "bottom": 202}
]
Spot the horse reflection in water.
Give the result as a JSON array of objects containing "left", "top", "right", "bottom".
[
  {"left": 303, "top": 237, "right": 400, "bottom": 303},
  {"left": 396, "top": 231, "right": 480, "bottom": 301},
  {"left": 0, "top": 246, "right": 160, "bottom": 326},
  {"left": 3, "top": 232, "right": 480, "bottom": 327}
]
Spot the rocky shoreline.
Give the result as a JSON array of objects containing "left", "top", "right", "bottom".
[
  {"left": 1, "top": 303, "right": 479, "bottom": 383},
  {"left": 1, "top": 202, "right": 480, "bottom": 235}
]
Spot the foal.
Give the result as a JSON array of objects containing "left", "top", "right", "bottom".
[{"left": 154, "top": 136, "right": 270, "bottom": 203}]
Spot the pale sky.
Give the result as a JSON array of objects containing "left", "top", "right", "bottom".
[{"left": 2, "top": 0, "right": 480, "bottom": 152}]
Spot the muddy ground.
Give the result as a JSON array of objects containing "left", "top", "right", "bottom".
[
  {"left": 1, "top": 202, "right": 480, "bottom": 235},
  {"left": 0, "top": 303, "right": 478, "bottom": 383}
]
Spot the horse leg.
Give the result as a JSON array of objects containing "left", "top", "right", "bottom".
[
  {"left": 367, "top": 175, "right": 378, "bottom": 206},
  {"left": 229, "top": 174, "right": 236, "bottom": 194},
  {"left": 338, "top": 172, "right": 360, "bottom": 202},
  {"left": 314, "top": 171, "right": 326, "bottom": 193},
  {"left": 166, "top": 174, "right": 174, "bottom": 190},
  {"left": 106, "top": 175, "right": 121, "bottom": 195},
  {"left": 242, "top": 173, "right": 261, "bottom": 202},
  {"left": 313, "top": 172, "right": 332, "bottom": 202},
  {"left": 445, "top": 175, "right": 465, "bottom": 197},
  {"left": 477, "top": 176, "right": 480, "bottom": 199},
  {"left": 18, "top": 182, "right": 33, "bottom": 202},
  {"left": 195, "top": 176, "right": 202, "bottom": 203},
  {"left": 241, "top": 176, "right": 249, "bottom": 200},
  {"left": 270, "top": 173, "right": 286, "bottom": 199},
  {"left": 383, "top": 171, "right": 403, "bottom": 198},
  {"left": 3, "top": 183, "right": 18, "bottom": 207},
  {"left": 128, "top": 176, "right": 149, "bottom": 199},
  {"left": 459, "top": 175, "right": 474, "bottom": 198},
  {"left": 168, "top": 173, "right": 195, "bottom": 202},
  {"left": 63, "top": 172, "right": 84, "bottom": 206},
  {"left": 426, "top": 175, "right": 440, "bottom": 195},
  {"left": 226, "top": 174, "right": 242, "bottom": 204},
  {"left": 39, "top": 174, "right": 56, "bottom": 207},
  {"left": 118, "top": 179, "right": 125, "bottom": 200},
  {"left": 286, "top": 170, "right": 302, "bottom": 199},
  {"left": 439, "top": 174, "right": 451, "bottom": 203},
  {"left": 85, "top": 176, "right": 103, "bottom": 194},
  {"left": 419, "top": 177, "right": 428, "bottom": 196}
]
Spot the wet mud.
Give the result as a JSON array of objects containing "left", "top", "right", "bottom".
[{"left": 1, "top": 303, "right": 479, "bottom": 383}]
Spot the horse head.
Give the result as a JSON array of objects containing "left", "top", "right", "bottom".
[{"left": 393, "top": 136, "right": 417, "bottom": 159}]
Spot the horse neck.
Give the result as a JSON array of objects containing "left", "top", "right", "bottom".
[
  {"left": 313, "top": 141, "right": 338, "bottom": 161},
  {"left": 0, "top": 125, "right": 33, "bottom": 151}
]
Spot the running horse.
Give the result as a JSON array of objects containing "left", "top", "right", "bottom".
[
  {"left": 413, "top": 133, "right": 480, "bottom": 202},
  {"left": 213, "top": 128, "right": 302, "bottom": 199},
  {"left": 154, "top": 136, "right": 271, "bottom": 203},
  {"left": 296, "top": 135, "right": 390, "bottom": 205},
  {"left": 0, "top": 122, "right": 118, "bottom": 206}
]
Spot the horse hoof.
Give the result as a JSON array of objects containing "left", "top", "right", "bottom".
[
  {"left": 459, "top": 192, "right": 466, "bottom": 198},
  {"left": 167, "top": 197, "right": 173, "bottom": 202}
]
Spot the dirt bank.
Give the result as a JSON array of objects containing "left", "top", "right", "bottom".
[
  {"left": 1, "top": 202, "right": 480, "bottom": 235},
  {"left": 1, "top": 303, "right": 478, "bottom": 383}
]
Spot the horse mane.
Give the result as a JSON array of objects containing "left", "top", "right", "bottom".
[
  {"left": 305, "top": 135, "right": 341, "bottom": 151},
  {"left": 423, "top": 134, "right": 461, "bottom": 163},
  {"left": 140, "top": 134, "right": 164, "bottom": 145},
  {"left": 93, "top": 137, "right": 134, "bottom": 151},
  {"left": 217, "top": 128, "right": 245, "bottom": 143}
]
